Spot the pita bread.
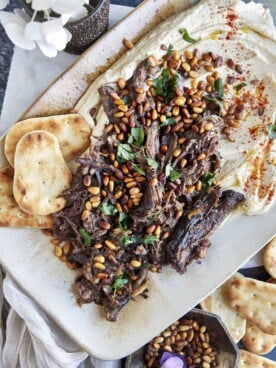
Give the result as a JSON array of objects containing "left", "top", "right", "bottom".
[
  {"left": 0, "top": 167, "right": 53, "bottom": 228},
  {"left": 13, "top": 130, "right": 72, "bottom": 216},
  {"left": 242, "top": 322, "right": 276, "bottom": 355},
  {"left": 239, "top": 349, "right": 276, "bottom": 368},
  {"left": 5, "top": 113, "right": 91, "bottom": 167},
  {"left": 200, "top": 273, "right": 246, "bottom": 343}
]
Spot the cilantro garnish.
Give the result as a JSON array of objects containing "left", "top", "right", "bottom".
[
  {"left": 132, "top": 163, "right": 145, "bottom": 176},
  {"left": 214, "top": 78, "right": 224, "bottom": 98},
  {"left": 100, "top": 202, "right": 117, "bottom": 216},
  {"left": 117, "top": 143, "right": 135, "bottom": 162},
  {"left": 118, "top": 212, "right": 128, "bottom": 232},
  {"left": 111, "top": 274, "right": 128, "bottom": 295},
  {"left": 153, "top": 69, "right": 178, "bottom": 101},
  {"left": 201, "top": 173, "right": 216, "bottom": 189},
  {"left": 159, "top": 117, "right": 176, "bottom": 128},
  {"left": 234, "top": 82, "right": 247, "bottom": 92},
  {"left": 165, "top": 164, "right": 181, "bottom": 182},
  {"left": 79, "top": 227, "right": 91, "bottom": 247},
  {"left": 179, "top": 28, "right": 197, "bottom": 43},
  {"left": 145, "top": 158, "right": 159, "bottom": 170},
  {"left": 119, "top": 235, "right": 158, "bottom": 246},
  {"left": 166, "top": 43, "right": 174, "bottom": 56},
  {"left": 128, "top": 127, "right": 145, "bottom": 147},
  {"left": 266, "top": 124, "right": 276, "bottom": 140}
]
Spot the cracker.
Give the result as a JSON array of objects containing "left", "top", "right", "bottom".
[
  {"left": 263, "top": 237, "right": 276, "bottom": 279},
  {"left": 242, "top": 322, "right": 276, "bottom": 355},
  {"left": 4, "top": 113, "right": 91, "bottom": 167},
  {"left": 239, "top": 349, "right": 276, "bottom": 368},
  {"left": 0, "top": 167, "right": 53, "bottom": 228},
  {"left": 200, "top": 272, "right": 246, "bottom": 343},
  {"left": 226, "top": 277, "right": 276, "bottom": 335},
  {"left": 13, "top": 131, "right": 72, "bottom": 216}
]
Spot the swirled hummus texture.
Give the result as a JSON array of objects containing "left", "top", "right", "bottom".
[{"left": 76, "top": 0, "right": 276, "bottom": 215}]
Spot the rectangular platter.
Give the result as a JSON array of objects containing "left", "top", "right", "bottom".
[{"left": 0, "top": 0, "right": 275, "bottom": 360}]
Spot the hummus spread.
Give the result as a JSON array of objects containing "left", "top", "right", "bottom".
[{"left": 76, "top": 0, "right": 276, "bottom": 215}]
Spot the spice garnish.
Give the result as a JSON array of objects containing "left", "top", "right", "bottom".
[
  {"left": 165, "top": 164, "right": 181, "bottom": 182},
  {"left": 119, "top": 234, "right": 158, "bottom": 246},
  {"left": 117, "top": 143, "right": 135, "bottom": 162},
  {"left": 214, "top": 77, "right": 224, "bottom": 98},
  {"left": 111, "top": 274, "right": 128, "bottom": 295},
  {"left": 118, "top": 212, "right": 128, "bottom": 231},
  {"left": 166, "top": 43, "right": 174, "bottom": 56},
  {"left": 201, "top": 173, "right": 216, "bottom": 189},
  {"left": 133, "top": 163, "right": 145, "bottom": 175},
  {"left": 145, "top": 158, "right": 159, "bottom": 169},
  {"left": 266, "top": 124, "right": 276, "bottom": 140},
  {"left": 128, "top": 127, "right": 145, "bottom": 147},
  {"left": 179, "top": 28, "right": 197, "bottom": 43},
  {"left": 159, "top": 117, "right": 176, "bottom": 128},
  {"left": 234, "top": 82, "right": 247, "bottom": 91},
  {"left": 79, "top": 227, "right": 91, "bottom": 247},
  {"left": 100, "top": 202, "right": 117, "bottom": 216}
]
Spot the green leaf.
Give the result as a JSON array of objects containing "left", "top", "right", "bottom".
[
  {"left": 266, "top": 124, "right": 276, "bottom": 140},
  {"left": 153, "top": 69, "right": 178, "bottom": 100},
  {"left": 165, "top": 164, "right": 181, "bottom": 182},
  {"left": 214, "top": 78, "right": 224, "bottom": 98},
  {"left": 234, "top": 82, "right": 247, "bottom": 92},
  {"left": 119, "top": 234, "right": 158, "bottom": 246},
  {"left": 166, "top": 43, "right": 174, "bottom": 56},
  {"left": 159, "top": 117, "right": 176, "bottom": 128},
  {"left": 111, "top": 274, "right": 128, "bottom": 295},
  {"left": 128, "top": 127, "right": 145, "bottom": 147},
  {"left": 100, "top": 202, "right": 117, "bottom": 216},
  {"left": 204, "top": 96, "right": 223, "bottom": 110},
  {"left": 117, "top": 143, "right": 135, "bottom": 162},
  {"left": 145, "top": 158, "right": 159, "bottom": 169},
  {"left": 118, "top": 212, "right": 128, "bottom": 232},
  {"left": 201, "top": 173, "right": 216, "bottom": 189},
  {"left": 123, "top": 95, "right": 132, "bottom": 105},
  {"left": 79, "top": 227, "right": 91, "bottom": 247},
  {"left": 133, "top": 163, "right": 146, "bottom": 176},
  {"left": 179, "top": 28, "right": 197, "bottom": 43}
]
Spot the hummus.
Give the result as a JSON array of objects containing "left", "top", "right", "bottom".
[{"left": 76, "top": 0, "right": 276, "bottom": 215}]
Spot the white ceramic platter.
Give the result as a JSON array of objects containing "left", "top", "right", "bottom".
[{"left": 0, "top": 0, "right": 275, "bottom": 360}]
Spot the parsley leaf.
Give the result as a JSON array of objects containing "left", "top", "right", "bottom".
[
  {"left": 145, "top": 158, "right": 159, "bottom": 169},
  {"left": 234, "top": 82, "right": 247, "bottom": 92},
  {"left": 128, "top": 127, "right": 145, "bottom": 147},
  {"left": 166, "top": 43, "right": 174, "bottom": 56},
  {"left": 204, "top": 96, "right": 223, "bottom": 110},
  {"left": 201, "top": 173, "right": 216, "bottom": 189},
  {"left": 214, "top": 78, "right": 224, "bottom": 98},
  {"left": 117, "top": 143, "right": 135, "bottom": 162},
  {"left": 179, "top": 28, "right": 197, "bottom": 43},
  {"left": 79, "top": 227, "right": 91, "bottom": 247},
  {"left": 118, "top": 212, "right": 128, "bottom": 232},
  {"left": 111, "top": 274, "right": 128, "bottom": 295},
  {"left": 153, "top": 69, "right": 178, "bottom": 100},
  {"left": 119, "top": 234, "right": 158, "bottom": 246},
  {"left": 266, "top": 124, "right": 276, "bottom": 140},
  {"left": 123, "top": 95, "right": 132, "bottom": 105},
  {"left": 165, "top": 164, "right": 181, "bottom": 182},
  {"left": 159, "top": 117, "right": 176, "bottom": 128},
  {"left": 132, "top": 163, "right": 145, "bottom": 176},
  {"left": 100, "top": 202, "right": 117, "bottom": 216}
]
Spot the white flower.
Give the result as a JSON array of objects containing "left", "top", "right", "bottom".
[{"left": 0, "top": 0, "right": 9, "bottom": 10}]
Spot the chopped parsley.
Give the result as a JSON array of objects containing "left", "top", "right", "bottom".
[
  {"left": 179, "top": 28, "right": 197, "bottom": 43},
  {"left": 145, "top": 158, "right": 159, "bottom": 170},
  {"left": 201, "top": 173, "right": 216, "bottom": 189},
  {"left": 165, "top": 164, "right": 181, "bottom": 182},
  {"left": 266, "top": 124, "right": 276, "bottom": 140},
  {"left": 118, "top": 212, "right": 128, "bottom": 232},
  {"left": 117, "top": 143, "right": 135, "bottom": 162},
  {"left": 159, "top": 117, "right": 176, "bottom": 128},
  {"left": 100, "top": 202, "right": 117, "bottom": 216},
  {"left": 234, "top": 82, "right": 247, "bottom": 92},
  {"left": 111, "top": 274, "right": 128, "bottom": 295},
  {"left": 166, "top": 43, "right": 174, "bottom": 56},
  {"left": 119, "top": 234, "right": 158, "bottom": 246},
  {"left": 128, "top": 127, "right": 145, "bottom": 147},
  {"left": 132, "top": 163, "right": 145, "bottom": 175},
  {"left": 79, "top": 227, "right": 91, "bottom": 247},
  {"left": 123, "top": 94, "right": 132, "bottom": 105},
  {"left": 214, "top": 78, "right": 224, "bottom": 98},
  {"left": 153, "top": 69, "right": 178, "bottom": 100}
]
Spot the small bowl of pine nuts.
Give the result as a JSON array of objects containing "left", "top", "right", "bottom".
[{"left": 125, "top": 308, "right": 240, "bottom": 368}]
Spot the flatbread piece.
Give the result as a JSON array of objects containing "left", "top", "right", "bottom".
[
  {"left": 239, "top": 349, "right": 276, "bottom": 368},
  {"left": 13, "top": 130, "right": 72, "bottom": 216},
  {"left": 263, "top": 237, "right": 276, "bottom": 279},
  {"left": 0, "top": 167, "right": 53, "bottom": 228},
  {"left": 242, "top": 322, "right": 276, "bottom": 355},
  {"left": 5, "top": 113, "right": 91, "bottom": 167}
]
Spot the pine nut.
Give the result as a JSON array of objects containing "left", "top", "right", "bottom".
[
  {"left": 88, "top": 186, "right": 100, "bottom": 195},
  {"left": 105, "top": 240, "right": 117, "bottom": 250},
  {"left": 117, "top": 78, "right": 126, "bottom": 89},
  {"left": 81, "top": 210, "right": 90, "bottom": 221},
  {"left": 150, "top": 178, "right": 158, "bottom": 187},
  {"left": 94, "top": 262, "right": 105, "bottom": 270},
  {"left": 54, "top": 246, "right": 62, "bottom": 257},
  {"left": 94, "top": 255, "right": 105, "bottom": 263},
  {"left": 123, "top": 38, "right": 134, "bottom": 49},
  {"left": 131, "top": 260, "right": 141, "bottom": 268},
  {"left": 197, "top": 153, "right": 206, "bottom": 161}
]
